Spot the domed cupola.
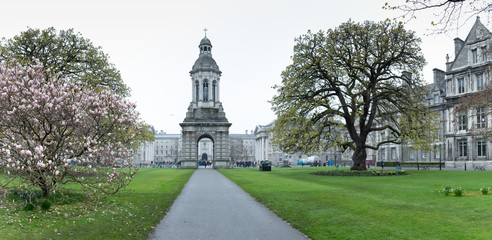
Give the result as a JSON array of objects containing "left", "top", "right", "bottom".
[{"left": 190, "top": 36, "right": 221, "bottom": 74}]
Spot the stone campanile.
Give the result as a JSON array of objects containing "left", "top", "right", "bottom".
[{"left": 179, "top": 32, "right": 231, "bottom": 169}]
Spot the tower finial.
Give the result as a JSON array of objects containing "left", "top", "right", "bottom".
[{"left": 203, "top": 27, "right": 208, "bottom": 37}]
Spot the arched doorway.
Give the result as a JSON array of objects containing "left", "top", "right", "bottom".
[{"left": 198, "top": 137, "right": 213, "bottom": 167}]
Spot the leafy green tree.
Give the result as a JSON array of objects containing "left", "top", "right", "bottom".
[
  {"left": 0, "top": 27, "right": 129, "bottom": 96},
  {"left": 271, "top": 20, "right": 438, "bottom": 171}
]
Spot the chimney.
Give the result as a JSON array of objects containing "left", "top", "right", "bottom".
[
  {"left": 433, "top": 68, "right": 445, "bottom": 84},
  {"left": 454, "top": 38, "right": 464, "bottom": 57}
]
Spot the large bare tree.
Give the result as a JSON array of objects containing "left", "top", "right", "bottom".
[{"left": 384, "top": 0, "right": 492, "bottom": 33}]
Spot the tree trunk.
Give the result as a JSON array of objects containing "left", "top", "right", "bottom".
[
  {"left": 37, "top": 176, "right": 50, "bottom": 197},
  {"left": 351, "top": 145, "right": 367, "bottom": 171}
]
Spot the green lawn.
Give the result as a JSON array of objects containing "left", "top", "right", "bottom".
[
  {"left": 0, "top": 168, "right": 194, "bottom": 239},
  {"left": 218, "top": 167, "right": 492, "bottom": 240}
]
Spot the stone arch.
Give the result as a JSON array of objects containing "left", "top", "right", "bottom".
[{"left": 180, "top": 124, "right": 231, "bottom": 169}]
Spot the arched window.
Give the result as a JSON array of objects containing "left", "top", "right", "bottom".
[
  {"left": 212, "top": 81, "right": 216, "bottom": 102},
  {"left": 195, "top": 81, "right": 199, "bottom": 101},
  {"left": 203, "top": 81, "right": 209, "bottom": 101}
]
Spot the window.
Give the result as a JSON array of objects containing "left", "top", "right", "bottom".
[
  {"left": 458, "top": 140, "right": 467, "bottom": 157},
  {"left": 409, "top": 150, "right": 414, "bottom": 159},
  {"left": 212, "top": 81, "right": 216, "bottom": 102},
  {"left": 391, "top": 147, "right": 396, "bottom": 160},
  {"left": 380, "top": 148, "right": 386, "bottom": 160},
  {"left": 422, "top": 152, "right": 427, "bottom": 159},
  {"left": 458, "top": 112, "right": 467, "bottom": 131},
  {"left": 482, "top": 47, "right": 487, "bottom": 61},
  {"left": 195, "top": 81, "right": 199, "bottom": 101},
  {"left": 477, "top": 107, "right": 486, "bottom": 129},
  {"left": 203, "top": 81, "right": 209, "bottom": 101},
  {"left": 476, "top": 73, "right": 484, "bottom": 90},
  {"left": 472, "top": 49, "right": 478, "bottom": 63},
  {"left": 458, "top": 78, "right": 465, "bottom": 93},
  {"left": 381, "top": 132, "right": 386, "bottom": 141},
  {"left": 435, "top": 145, "right": 441, "bottom": 159},
  {"left": 477, "top": 140, "right": 487, "bottom": 157},
  {"left": 434, "top": 95, "right": 439, "bottom": 104}
]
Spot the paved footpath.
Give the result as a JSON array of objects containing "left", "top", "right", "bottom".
[{"left": 148, "top": 168, "right": 309, "bottom": 240}]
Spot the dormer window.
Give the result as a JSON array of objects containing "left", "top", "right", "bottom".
[
  {"left": 472, "top": 49, "right": 478, "bottom": 63},
  {"left": 481, "top": 47, "right": 487, "bottom": 61}
]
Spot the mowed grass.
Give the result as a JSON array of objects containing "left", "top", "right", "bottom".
[
  {"left": 0, "top": 168, "right": 194, "bottom": 239},
  {"left": 218, "top": 167, "right": 492, "bottom": 240}
]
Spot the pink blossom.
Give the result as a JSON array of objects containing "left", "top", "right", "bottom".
[{"left": 0, "top": 59, "right": 142, "bottom": 198}]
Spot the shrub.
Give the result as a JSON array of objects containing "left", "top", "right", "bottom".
[
  {"left": 453, "top": 187, "right": 464, "bottom": 197},
  {"left": 480, "top": 187, "right": 489, "bottom": 195},
  {"left": 440, "top": 186, "right": 452, "bottom": 196},
  {"left": 41, "top": 200, "right": 52, "bottom": 210},
  {"left": 9, "top": 185, "right": 41, "bottom": 203}
]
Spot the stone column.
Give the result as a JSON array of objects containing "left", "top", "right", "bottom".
[{"left": 181, "top": 130, "right": 198, "bottom": 169}]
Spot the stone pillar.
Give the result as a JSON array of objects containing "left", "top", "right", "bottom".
[{"left": 181, "top": 130, "right": 198, "bottom": 169}]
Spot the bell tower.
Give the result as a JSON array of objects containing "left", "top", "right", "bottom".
[{"left": 180, "top": 31, "right": 231, "bottom": 169}]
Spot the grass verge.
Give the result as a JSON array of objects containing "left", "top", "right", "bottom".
[
  {"left": 0, "top": 168, "right": 194, "bottom": 239},
  {"left": 218, "top": 167, "right": 492, "bottom": 240}
]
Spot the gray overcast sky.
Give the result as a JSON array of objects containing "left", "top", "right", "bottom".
[{"left": 0, "top": 0, "right": 482, "bottom": 134}]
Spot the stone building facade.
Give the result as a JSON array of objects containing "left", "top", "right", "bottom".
[
  {"left": 133, "top": 140, "right": 155, "bottom": 167},
  {"left": 230, "top": 131, "right": 256, "bottom": 163},
  {"left": 154, "top": 133, "right": 181, "bottom": 165},
  {"left": 376, "top": 17, "right": 492, "bottom": 168},
  {"left": 442, "top": 17, "right": 492, "bottom": 167},
  {"left": 253, "top": 121, "right": 355, "bottom": 167}
]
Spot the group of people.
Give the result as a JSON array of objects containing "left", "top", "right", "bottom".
[
  {"left": 235, "top": 160, "right": 257, "bottom": 168},
  {"left": 151, "top": 161, "right": 178, "bottom": 168},
  {"left": 199, "top": 160, "right": 212, "bottom": 167}
]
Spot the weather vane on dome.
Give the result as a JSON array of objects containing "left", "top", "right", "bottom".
[{"left": 203, "top": 27, "right": 208, "bottom": 37}]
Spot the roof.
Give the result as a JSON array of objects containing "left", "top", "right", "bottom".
[
  {"left": 155, "top": 134, "right": 181, "bottom": 140},
  {"left": 191, "top": 55, "right": 220, "bottom": 74},
  {"left": 190, "top": 37, "right": 221, "bottom": 74},
  {"left": 199, "top": 36, "right": 212, "bottom": 47},
  {"left": 448, "top": 17, "right": 492, "bottom": 71},
  {"left": 230, "top": 134, "right": 255, "bottom": 139},
  {"left": 254, "top": 120, "right": 275, "bottom": 135}
]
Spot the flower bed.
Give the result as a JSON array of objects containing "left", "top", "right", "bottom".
[{"left": 312, "top": 169, "right": 407, "bottom": 176}]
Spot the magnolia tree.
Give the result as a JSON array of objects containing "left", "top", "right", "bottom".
[{"left": 0, "top": 60, "right": 142, "bottom": 200}]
